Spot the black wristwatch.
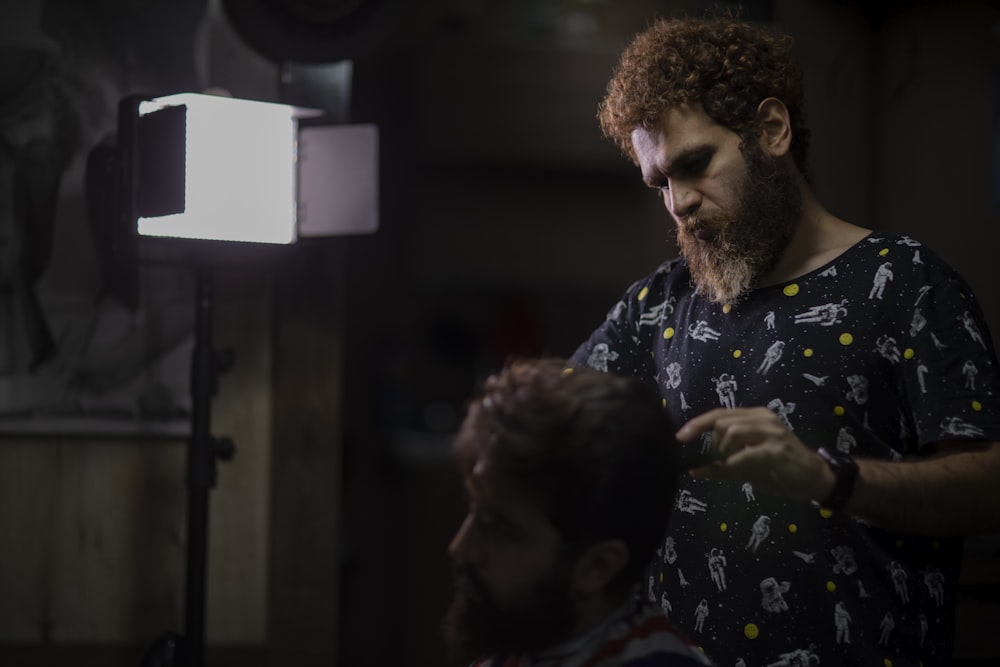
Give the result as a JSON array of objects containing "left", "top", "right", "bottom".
[{"left": 813, "top": 447, "right": 858, "bottom": 511}]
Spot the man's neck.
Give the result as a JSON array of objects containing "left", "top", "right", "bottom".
[
  {"left": 532, "top": 593, "right": 634, "bottom": 663},
  {"left": 760, "top": 186, "right": 870, "bottom": 287}
]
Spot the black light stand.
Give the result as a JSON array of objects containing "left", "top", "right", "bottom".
[
  {"left": 182, "top": 266, "right": 236, "bottom": 667},
  {"left": 138, "top": 266, "right": 234, "bottom": 667}
]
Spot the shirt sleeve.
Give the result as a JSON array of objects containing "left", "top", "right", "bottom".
[{"left": 898, "top": 272, "right": 1000, "bottom": 448}]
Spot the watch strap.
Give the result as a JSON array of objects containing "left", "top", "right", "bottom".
[{"left": 815, "top": 447, "right": 858, "bottom": 511}]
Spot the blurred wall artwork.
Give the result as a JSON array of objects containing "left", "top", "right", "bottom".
[{"left": 0, "top": 0, "right": 207, "bottom": 437}]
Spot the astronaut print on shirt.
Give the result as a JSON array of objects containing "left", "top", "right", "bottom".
[{"left": 571, "top": 233, "right": 1000, "bottom": 667}]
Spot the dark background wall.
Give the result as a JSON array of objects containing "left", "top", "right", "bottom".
[{"left": 1, "top": 0, "right": 999, "bottom": 666}]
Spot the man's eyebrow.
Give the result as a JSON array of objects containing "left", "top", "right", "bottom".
[
  {"left": 642, "top": 144, "right": 716, "bottom": 188},
  {"left": 663, "top": 145, "right": 715, "bottom": 177}
]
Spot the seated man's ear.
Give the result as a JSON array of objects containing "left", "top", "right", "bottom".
[
  {"left": 573, "top": 539, "right": 630, "bottom": 595},
  {"left": 755, "top": 97, "right": 792, "bottom": 158}
]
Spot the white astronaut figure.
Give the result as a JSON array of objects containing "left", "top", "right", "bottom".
[
  {"left": 735, "top": 659, "right": 746, "bottom": 667},
  {"left": 917, "top": 362, "right": 929, "bottom": 394},
  {"left": 913, "top": 249, "right": 924, "bottom": 265},
  {"left": 834, "top": 601, "right": 852, "bottom": 644},
  {"left": 830, "top": 545, "right": 858, "bottom": 575},
  {"left": 694, "top": 599, "right": 709, "bottom": 633},
  {"left": 793, "top": 551, "right": 815, "bottom": 564},
  {"left": 758, "top": 340, "right": 786, "bottom": 375},
  {"left": 765, "top": 310, "right": 776, "bottom": 330},
  {"left": 586, "top": 342, "right": 619, "bottom": 372},
  {"left": 707, "top": 547, "right": 727, "bottom": 592},
  {"left": 665, "top": 361, "right": 682, "bottom": 389},
  {"left": 869, "top": 262, "right": 894, "bottom": 300},
  {"left": 879, "top": 611, "right": 895, "bottom": 646},
  {"left": 639, "top": 297, "right": 675, "bottom": 327},
  {"left": 678, "top": 569, "right": 690, "bottom": 588},
  {"left": 747, "top": 515, "right": 771, "bottom": 552},
  {"left": 846, "top": 374, "right": 869, "bottom": 405},
  {"left": 648, "top": 575, "right": 656, "bottom": 602},
  {"left": 910, "top": 308, "right": 927, "bottom": 336},
  {"left": 962, "top": 311, "right": 987, "bottom": 349},
  {"left": 766, "top": 646, "right": 820, "bottom": 667},
  {"left": 930, "top": 331, "right": 947, "bottom": 350},
  {"left": 689, "top": 320, "right": 721, "bottom": 342},
  {"left": 919, "top": 614, "right": 928, "bottom": 647},
  {"left": 875, "top": 335, "right": 901, "bottom": 363},
  {"left": 767, "top": 398, "right": 796, "bottom": 430},
  {"left": 836, "top": 426, "right": 857, "bottom": 454},
  {"left": 760, "top": 577, "right": 791, "bottom": 613},
  {"left": 858, "top": 580, "right": 872, "bottom": 599},
  {"left": 924, "top": 568, "right": 946, "bottom": 606},
  {"left": 663, "top": 536, "right": 678, "bottom": 564},
  {"left": 742, "top": 482, "right": 756, "bottom": 502},
  {"left": 888, "top": 561, "right": 910, "bottom": 603},
  {"left": 714, "top": 373, "right": 738, "bottom": 408},
  {"left": 677, "top": 489, "right": 708, "bottom": 514},
  {"left": 793, "top": 300, "right": 848, "bottom": 326},
  {"left": 657, "top": 592, "right": 671, "bottom": 618},
  {"left": 963, "top": 359, "right": 978, "bottom": 390},
  {"left": 941, "top": 416, "right": 985, "bottom": 438}
]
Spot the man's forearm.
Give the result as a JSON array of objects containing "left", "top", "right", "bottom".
[{"left": 844, "top": 440, "right": 1000, "bottom": 536}]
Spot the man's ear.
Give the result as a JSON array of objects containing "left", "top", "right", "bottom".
[
  {"left": 573, "top": 539, "right": 630, "bottom": 595},
  {"left": 756, "top": 97, "right": 792, "bottom": 158}
]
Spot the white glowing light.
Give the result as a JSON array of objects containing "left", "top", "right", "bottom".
[{"left": 136, "top": 93, "right": 312, "bottom": 245}]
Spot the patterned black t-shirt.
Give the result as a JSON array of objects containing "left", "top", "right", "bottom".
[{"left": 571, "top": 232, "right": 1000, "bottom": 667}]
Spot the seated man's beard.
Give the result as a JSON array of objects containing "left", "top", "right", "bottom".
[
  {"left": 442, "top": 561, "right": 577, "bottom": 666},
  {"left": 675, "top": 143, "right": 802, "bottom": 304}
]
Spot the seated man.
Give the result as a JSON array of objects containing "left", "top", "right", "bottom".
[{"left": 443, "top": 358, "right": 713, "bottom": 667}]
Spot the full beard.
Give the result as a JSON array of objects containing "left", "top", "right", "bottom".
[
  {"left": 675, "top": 142, "right": 803, "bottom": 304},
  {"left": 442, "top": 561, "right": 577, "bottom": 667}
]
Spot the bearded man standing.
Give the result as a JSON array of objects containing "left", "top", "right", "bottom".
[{"left": 571, "top": 15, "right": 1000, "bottom": 667}]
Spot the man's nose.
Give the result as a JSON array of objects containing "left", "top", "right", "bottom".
[{"left": 667, "top": 182, "right": 701, "bottom": 219}]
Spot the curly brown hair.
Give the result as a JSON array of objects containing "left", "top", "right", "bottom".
[
  {"left": 455, "top": 358, "right": 679, "bottom": 593},
  {"left": 599, "top": 16, "right": 811, "bottom": 176}
]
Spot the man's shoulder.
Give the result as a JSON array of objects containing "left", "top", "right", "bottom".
[{"left": 584, "top": 603, "right": 714, "bottom": 667}]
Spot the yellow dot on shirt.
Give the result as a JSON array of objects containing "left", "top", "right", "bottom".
[
  {"left": 826, "top": 581, "right": 837, "bottom": 592},
  {"left": 783, "top": 284, "right": 800, "bottom": 297},
  {"left": 834, "top": 405, "right": 845, "bottom": 416},
  {"left": 839, "top": 333, "right": 854, "bottom": 345},
  {"left": 720, "top": 523, "right": 728, "bottom": 532},
  {"left": 879, "top": 248, "right": 890, "bottom": 256},
  {"left": 638, "top": 287, "right": 649, "bottom": 301},
  {"left": 788, "top": 524, "right": 798, "bottom": 533},
  {"left": 723, "top": 304, "right": 732, "bottom": 313},
  {"left": 744, "top": 623, "right": 759, "bottom": 640},
  {"left": 733, "top": 350, "right": 742, "bottom": 358},
  {"left": 904, "top": 348, "right": 915, "bottom": 359},
  {"left": 662, "top": 399, "right": 667, "bottom": 408},
  {"left": 884, "top": 659, "right": 893, "bottom": 667},
  {"left": 561, "top": 367, "right": 573, "bottom": 375},
  {"left": 659, "top": 572, "right": 664, "bottom": 583},
  {"left": 664, "top": 327, "right": 675, "bottom": 340},
  {"left": 973, "top": 400, "right": 983, "bottom": 412},
  {"left": 803, "top": 348, "right": 814, "bottom": 357},
  {"left": 819, "top": 508, "right": 834, "bottom": 519}
]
